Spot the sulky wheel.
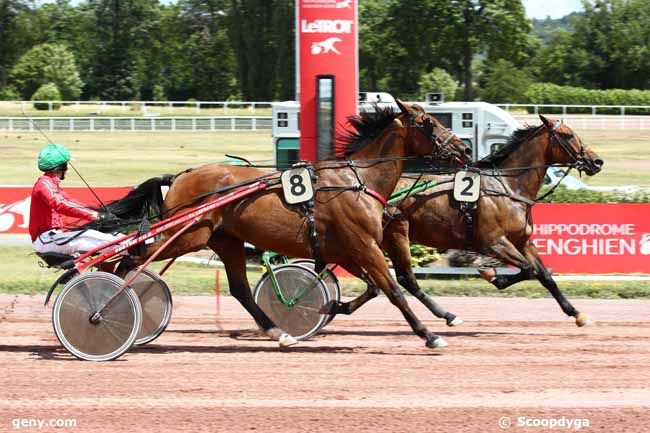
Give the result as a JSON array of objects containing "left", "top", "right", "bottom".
[
  {"left": 52, "top": 271, "right": 142, "bottom": 361},
  {"left": 253, "top": 264, "right": 330, "bottom": 341},
  {"left": 290, "top": 259, "right": 341, "bottom": 303},
  {"left": 290, "top": 259, "right": 341, "bottom": 326},
  {"left": 126, "top": 269, "right": 173, "bottom": 346}
]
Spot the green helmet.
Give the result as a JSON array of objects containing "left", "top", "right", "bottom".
[{"left": 38, "top": 143, "right": 71, "bottom": 171}]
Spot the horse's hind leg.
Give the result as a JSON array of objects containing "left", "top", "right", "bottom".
[
  {"left": 479, "top": 237, "right": 535, "bottom": 290},
  {"left": 358, "top": 243, "right": 448, "bottom": 349},
  {"left": 522, "top": 240, "right": 587, "bottom": 327},
  {"left": 207, "top": 233, "right": 297, "bottom": 346},
  {"left": 382, "top": 219, "right": 462, "bottom": 326},
  {"left": 479, "top": 266, "right": 533, "bottom": 290},
  {"left": 319, "top": 260, "right": 380, "bottom": 316}
]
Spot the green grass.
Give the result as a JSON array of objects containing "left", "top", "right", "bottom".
[
  {"left": 0, "top": 247, "right": 263, "bottom": 295},
  {"left": 0, "top": 131, "right": 273, "bottom": 186},
  {"left": 0, "top": 129, "right": 648, "bottom": 187},
  {"left": 0, "top": 102, "right": 272, "bottom": 118},
  {"left": 578, "top": 129, "right": 650, "bottom": 188},
  {"left": 3, "top": 247, "right": 649, "bottom": 298}
]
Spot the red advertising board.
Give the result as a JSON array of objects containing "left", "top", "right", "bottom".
[
  {"left": 2, "top": 186, "right": 649, "bottom": 275},
  {"left": 297, "top": 0, "right": 358, "bottom": 161},
  {"left": 0, "top": 186, "right": 130, "bottom": 235},
  {"left": 531, "top": 203, "right": 650, "bottom": 274}
]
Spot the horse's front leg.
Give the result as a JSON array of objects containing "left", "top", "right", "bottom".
[
  {"left": 357, "top": 242, "right": 448, "bottom": 349},
  {"left": 382, "top": 219, "right": 462, "bottom": 326},
  {"left": 522, "top": 240, "right": 589, "bottom": 327},
  {"left": 479, "top": 237, "right": 587, "bottom": 326}
]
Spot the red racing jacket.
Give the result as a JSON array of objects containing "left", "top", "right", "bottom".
[{"left": 29, "top": 173, "right": 98, "bottom": 241}]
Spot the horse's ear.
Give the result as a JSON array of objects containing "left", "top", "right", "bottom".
[
  {"left": 395, "top": 98, "right": 409, "bottom": 115},
  {"left": 539, "top": 114, "right": 553, "bottom": 128}
]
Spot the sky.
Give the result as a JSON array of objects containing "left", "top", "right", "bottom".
[
  {"left": 34, "top": 0, "right": 585, "bottom": 20},
  {"left": 522, "top": 0, "right": 584, "bottom": 19}
]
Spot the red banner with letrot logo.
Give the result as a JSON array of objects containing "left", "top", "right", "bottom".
[
  {"left": 298, "top": 0, "right": 358, "bottom": 161},
  {"left": 531, "top": 203, "right": 650, "bottom": 274},
  {"left": 0, "top": 186, "right": 130, "bottom": 235}
]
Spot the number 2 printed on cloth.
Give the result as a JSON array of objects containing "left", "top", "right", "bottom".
[{"left": 453, "top": 171, "right": 480, "bottom": 203}]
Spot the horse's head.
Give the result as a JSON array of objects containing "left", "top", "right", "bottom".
[
  {"left": 539, "top": 115, "right": 603, "bottom": 176},
  {"left": 395, "top": 99, "right": 472, "bottom": 166}
]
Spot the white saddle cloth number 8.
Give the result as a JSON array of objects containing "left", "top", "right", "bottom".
[{"left": 281, "top": 167, "right": 314, "bottom": 205}]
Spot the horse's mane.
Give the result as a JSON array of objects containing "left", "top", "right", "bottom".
[
  {"left": 474, "top": 124, "right": 542, "bottom": 168},
  {"left": 335, "top": 105, "right": 400, "bottom": 158}
]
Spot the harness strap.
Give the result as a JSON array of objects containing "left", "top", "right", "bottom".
[
  {"left": 459, "top": 202, "right": 476, "bottom": 248},
  {"left": 364, "top": 188, "right": 388, "bottom": 207}
]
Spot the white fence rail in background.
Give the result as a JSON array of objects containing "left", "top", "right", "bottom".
[
  {"left": 3, "top": 115, "right": 649, "bottom": 132},
  {"left": 498, "top": 103, "right": 650, "bottom": 116},
  {"left": 513, "top": 114, "right": 650, "bottom": 130},
  {"left": 0, "top": 117, "right": 273, "bottom": 132},
  {"left": 1, "top": 100, "right": 273, "bottom": 114}
]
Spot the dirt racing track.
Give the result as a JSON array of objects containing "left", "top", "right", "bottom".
[{"left": 0, "top": 294, "right": 649, "bottom": 432}]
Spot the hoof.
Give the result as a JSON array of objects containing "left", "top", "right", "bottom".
[
  {"left": 478, "top": 267, "right": 497, "bottom": 282},
  {"left": 265, "top": 327, "right": 284, "bottom": 340},
  {"left": 447, "top": 316, "right": 464, "bottom": 327},
  {"left": 278, "top": 333, "right": 298, "bottom": 347},
  {"left": 425, "top": 336, "right": 448, "bottom": 349},
  {"left": 319, "top": 300, "right": 339, "bottom": 315},
  {"left": 575, "top": 312, "right": 593, "bottom": 327}
]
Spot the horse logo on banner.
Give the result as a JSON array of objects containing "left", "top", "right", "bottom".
[{"left": 311, "top": 37, "right": 342, "bottom": 55}]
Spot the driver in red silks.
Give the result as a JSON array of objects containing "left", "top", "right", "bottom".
[{"left": 29, "top": 143, "right": 120, "bottom": 256}]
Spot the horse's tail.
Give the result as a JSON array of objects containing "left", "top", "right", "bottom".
[{"left": 102, "top": 174, "right": 175, "bottom": 221}]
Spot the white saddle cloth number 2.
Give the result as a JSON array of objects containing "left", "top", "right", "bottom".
[
  {"left": 453, "top": 171, "right": 481, "bottom": 203},
  {"left": 281, "top": 167, "right": 314, "bottom": 205}
]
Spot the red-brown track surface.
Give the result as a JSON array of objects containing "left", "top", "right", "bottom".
[{"left": 1, "top": 294, "right": 649, "bottom": 432}]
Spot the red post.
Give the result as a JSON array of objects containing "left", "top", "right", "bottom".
[{"left": 215, "top": 269, "right": 221, "bottom": 316}]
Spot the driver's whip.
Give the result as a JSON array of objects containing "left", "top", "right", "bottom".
[{"left": 20, "top": 105, "right": 109, "bottom": 212}]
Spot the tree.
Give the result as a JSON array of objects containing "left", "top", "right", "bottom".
[
  {"left": 371, "top": 0, "right": 532, "bottom": 100},
  {"left": 9, "top": 43, "right": 83, "bottom": 99},
  {"left": 0, "top": 0, "right": 32, "bottom": 88},
  {"left": 31, "top": 82, "right": 61, "bottom": 109},
  {"left": 36, "top": 0, "right": 97, "bottom": 95},
  {"left": 381, "top": 0, "right": 442, "bottom": 98},
  {"left": 531, "top": 0, "right": 650, "bottom": 90},
  {"left": 228, "top": 0, "right": 288, "bottom": 100},
  {"left": 170, "top": 0, "right": 238, "bottom": 100},
  {"left": 418, "top": 68, "right": 457, "bottom": 101},
  {"left": 479, "top": 58, "right": 531, "bottom": 103},
  {"left": 87, "top": 0, "right": 160, "bottom": 99},
  {"left": 433, "top": 0, "right": 532, "bottom": 101},
  {"left": 358, "top": 0, "right": 392, "bottom": 92}
]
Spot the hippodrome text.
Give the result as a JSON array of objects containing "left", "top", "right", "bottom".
[{"left": 533, "top": 223, "right": 650, "bottom": 256}]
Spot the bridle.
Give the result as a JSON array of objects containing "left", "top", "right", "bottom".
[
  {"left": 547, "top": 120, "right": 590, "bottom": 172},
  {"left": 405, "top": 111, "right": 463, "bottom": 163}
]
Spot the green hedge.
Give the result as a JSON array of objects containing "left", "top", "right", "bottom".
[
  {"left": 525, "top": 83, "right": 650, "bottom": 114},
  {"left": 31, "top": 83, "right": 61, "bottom": 110},
  {"left": 539, "top": 186, "right": 650, "bottom": 203}
]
